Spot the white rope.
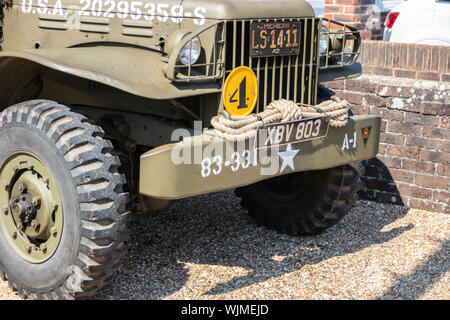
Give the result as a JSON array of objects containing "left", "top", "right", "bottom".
[{"left": 211, "top": 97, "right": 350, "bottom": 142}]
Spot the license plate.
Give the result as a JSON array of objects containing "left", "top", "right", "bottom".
[
  {"left": 250, "top": 21, "right": 301, "bottom": 58},
  {"left": 255, "top": 117, "right": 330, "bottom": 149}
]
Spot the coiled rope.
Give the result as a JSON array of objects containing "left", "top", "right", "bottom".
[{"left": 211, "top": 97, "right": 350, "bottom": 142}]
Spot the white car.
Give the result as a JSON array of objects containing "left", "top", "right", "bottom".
[{"left": 383, "top": 0, "right": 450, "bottom": 46}]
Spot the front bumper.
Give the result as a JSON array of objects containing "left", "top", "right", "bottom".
[{"left": 140, "top": 115, "right": 381, "bottom": 200}]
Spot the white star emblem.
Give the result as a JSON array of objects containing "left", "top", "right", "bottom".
[{"left": 278, "top": 144, "right": 300, "bottom": 173}]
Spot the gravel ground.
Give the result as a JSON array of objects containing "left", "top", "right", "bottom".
[{"left": 1, "top": 190, "right": 449, "bottom": 300}]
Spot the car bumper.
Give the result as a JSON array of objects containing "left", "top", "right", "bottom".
[{"left": 139, "top": 115, "right": 381, "bottom": 200}]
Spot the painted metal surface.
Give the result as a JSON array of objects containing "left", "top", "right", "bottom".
[{"left": 139, "top": 115, "right": 381, "bottom": 199}]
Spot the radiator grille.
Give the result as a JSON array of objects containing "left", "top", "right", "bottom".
[{"left": 224, "top": 18, "right": 321, "bottom": 113}]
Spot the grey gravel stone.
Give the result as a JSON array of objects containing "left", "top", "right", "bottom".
[{"left": 1, "top": 190, "right": 448, "bottom": 300}]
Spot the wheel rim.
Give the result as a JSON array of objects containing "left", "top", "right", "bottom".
[{"left": 0, "top": 153, "right": 63, "bottom": 264}]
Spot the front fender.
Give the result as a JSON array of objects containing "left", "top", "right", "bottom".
[{"left": 0, "top": 47, "right": 221, "bottom": 100}]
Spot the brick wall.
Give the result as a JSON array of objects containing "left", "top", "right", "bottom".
[
  {"left": 360, "top": 41, "right": 450, "bottom": 82},
  {"left": 325, "top": 0, "right": 376, "bottom": 40},
  {"left": 323, "top": 41, "right": 450, "bottom": 214}
]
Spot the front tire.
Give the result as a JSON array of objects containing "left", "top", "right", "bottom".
[
  {"left": 235, "top": 163, "right": 364, "bottom": 236},
  {"left": 0, "top": 100, "right": 129, "bottom": 299}
]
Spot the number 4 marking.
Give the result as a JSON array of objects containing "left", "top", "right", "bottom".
[{"left": 229, "top": 76, "right": 249, "bottom": 110}]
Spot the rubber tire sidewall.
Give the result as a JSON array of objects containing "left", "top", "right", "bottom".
[
  {"left": 243, "top": 170, "right": 332, "bottom": 223},
  {"left": 0, "top": 122, "right": 80, "bottom": 292}
]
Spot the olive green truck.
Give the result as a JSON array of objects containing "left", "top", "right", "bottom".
[{"left": 0, "top": 0, "right": 380, "bottom": 299}]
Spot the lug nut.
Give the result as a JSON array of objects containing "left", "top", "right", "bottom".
[
  {"left": 31, "top": 219, "right": 40, "bottom": 230},
  {"left": 32, "top": 196, "right": 41, "bottom": 207},
  {"left": 18, "top": 183, "right": 27, "bottom": 193},
  {"left": 11, "top": 231, "right": 17, "bottom": 239},
  {"left": 50, "top": 227, "right": 57, "bottom": 237},
  {"left": 2, "top": 206, "right": 8, "bottom": 215},
  {"left": 40, "top": 244, "right": 47, "bottom": 253},
  {"left": 25, "top": 244, "right": 32, "bottom": 254},
  {"left": 16, "top": 221, "right": 24, "bottom": 230}
]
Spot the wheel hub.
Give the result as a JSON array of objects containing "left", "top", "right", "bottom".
[{"left": 0, "top": 153, "right": 63, "bottom": 263}]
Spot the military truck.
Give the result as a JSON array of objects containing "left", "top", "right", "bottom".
[{"left": 0, "top": 0, "right": 380, "bottom": 299}]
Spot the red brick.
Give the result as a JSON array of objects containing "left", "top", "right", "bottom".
[
  {"left": 393, "top": 44, "right": 401, "bottom": 69},
  {"left": 402, "top": 159, "right": 435, "bottom": 175},
  {"left": 415, "top": 45, "right": 425, "bottom": 71},
  {"left": 440, "top": 140, "right": 450, "bottom": 153},
  {"left": 441, "top": 73, "right": 450, "bottom": 82},
  {"left": 423, "top": 46, "right": 432, "bottom": 71},
  {"left": 439, "top": 116, "right": 449, "bottom": 129},
  {"left": 366, "top": 96, "right": 389, "bottom": 108},
  {"left": 379, "top": 41, "right": 386, "bottom": 68},
  {"left": 398, "top": 184, "right": 432, "bottom": 200},
  {"left": 345, "top": 78, "right": 378, "bottom": 93},
  {"left": 406, "top": 44, "right": 416, "bottom": 71},
  {"left": 387, "top": 122, "right": 421, "bottom": 135},
  {"left": 415, "top": 174, "right": 448, "bottom": 190},
  {"left": 430, "top": 46, "right": 440, "bottom": 72},
  {"left": 363, "top": 66, "right": 393, "bottom": 77},
  {"left": 417, "top": 72, "right": 440, "bottom": 81},
  {"left": 409, "top": 199, "right": 444, "bottom": 213},
  {"left": 436, "top": 163, "right": 450, "bottom": 177},
  {"left": 380, "top": 132, "right": 405, "bottom": 145},
  {"left": 350, "top": 104, "right": 369, "bottom": 115},
  {"left": 340, "top": 92, "right": 364, "bottom": 104},
  {"left": 376, "top": 192, "right": 404, "bottom": 205},
  {"left": 390, "top": 169, "right": 414, "bottom": 183},
  {"left": 378, "top": 142, "right": 387, "bottom": 154},
  {"left": 324, "top": 80, "right": 345, "bottom": 90},
  {"left": 386, "top": 145, "right": 419, "bottom": 159},
  {"left": 334, "top": 0, "right": 362, "bottom": 5},
  {"left": 394, "top": 69, "right": 416, "bottom": 79},
  {"left": 404, "top": 113, "right": 439, "bottom": 126},
  {"left": 438, "top": 47, "right": 448, "bottom": 73},
  {"left": 433, "top": 190, "right": 450, "bottom": 203},
  {"left": 377, "top": 155, "right": 401, "bottom": 169},
  {"left": 405, "top": 136, "right": 440, "bottom": 151},
  {"left": 378, "top": 86, "right": 412, "bottom": 98},
  {"left": 325, "top": 6, "right": 344, "bottom": 13},
  {"left": 420, "top": 150, "right": 450, "bottom": 163},
  {"left": 399, "top": 44, "right": 408, "bottom": 70},
  {"left": 422, "top": 126, "right": 450, "bottom": 140},
  {"left": 385, "top": 42, "right": 394, "bottom": 69},
  {"left": 380, "top": 120, "right": 387, "bottom": 132},
  {"left": 421, "top": 103, "right": 448, "bottom": 116}
]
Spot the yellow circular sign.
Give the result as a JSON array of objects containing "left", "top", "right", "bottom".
[{"left": 223, "top": 66, "right": 258, "bottom": 117}]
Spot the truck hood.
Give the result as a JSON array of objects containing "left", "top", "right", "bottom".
[{"left": 180, "top": 0, "right": 315, "bottom": 20}]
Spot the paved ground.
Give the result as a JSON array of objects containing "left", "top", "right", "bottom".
[{"left": 1, "top": 190, "right": 449, "bottom": 300}]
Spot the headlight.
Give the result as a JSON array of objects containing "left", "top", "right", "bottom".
[
  {"left": 319, "top": 25, "right": 329, "bottom": 54},
  {"left": 179, "top": 36, "right": 202, "bottom": 65}
]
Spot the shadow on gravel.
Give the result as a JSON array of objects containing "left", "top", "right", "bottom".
[
  {"left": 94, "top": 190, "right": 414, "bottom": 300},
  {"left": 378, "top": 238, "right": 449, "bottom": 300}
]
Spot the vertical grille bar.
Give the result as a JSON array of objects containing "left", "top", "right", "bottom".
[
  {"left": 264, "top": 57, "right": 269, "bottom": 107},
  {"left": 308, "top": 19, "right": 316, "bottom": 105},
  {"left": 241, "top": 21, "right": 245, "bottom": 66},
  {"left": 232, "top": 20, "right": 237, "bottom": 69},
  {"left": 300, "top": 18, "right": 308, "bottom": 105},
  {"left": 271, "top": 57, "right": 276, "bottom": 101}
]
